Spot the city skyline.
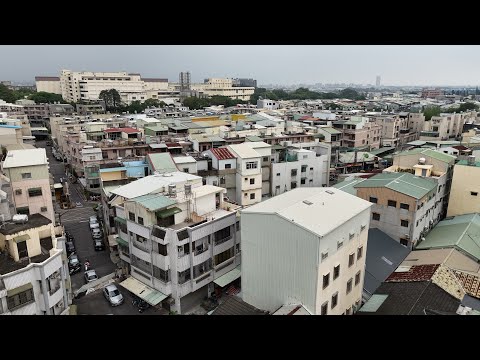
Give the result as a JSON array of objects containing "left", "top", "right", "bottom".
[{"left": 1, "top": 45, "right": 480, "bottom": 87}]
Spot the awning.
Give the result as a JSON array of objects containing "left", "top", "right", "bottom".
[
  {"left": 12, "top": 234, "right": 30, "bottom": 243},
  {"left": 116, "top": 236, "right": 128, "bottom": 247},
  {"left": 114, "top": 216, "right": 126, "bottom": 224},
  {"left": 156, "top": 207, "right": 181, "bottom": 219},
  {"left": 7, "top": 283, "right": 33, "bottom": 297},
  {"left": 108, "top": 235, "right": 118, "bottom": 247},
  {"left": 119, "top": 276, "right": 168, "bottom": 306},
  {"left": 214, "top": 265, "right": 241, "bottom": 288}
]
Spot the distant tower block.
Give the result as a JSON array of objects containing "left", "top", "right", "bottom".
[
  {"left": 179, "top": 71, "right": 191, "bottom": 91},
  {"left": 376, "top": 75, "right": 381, "bottom": 87}
]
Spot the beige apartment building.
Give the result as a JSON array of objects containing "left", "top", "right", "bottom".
[
  {"left": 2, "top": 149, "right": 55, "bottom": 222},
  {"left": 35, "top": 76, "right": 62, "bottom": 95},
  {"left": 191, "top": 78, "right": 255, "bottom": 101},
  {"left": 420, "top": 112, "right": 475, "bottom": 141},
  {"left": 447, "top": 156, "right": 480, "bottom": 217},
  {"left": 333, "top": 116, "right": 381, "bottom": 149}
]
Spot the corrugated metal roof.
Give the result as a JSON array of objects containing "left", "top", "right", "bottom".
[
  {"left": 354, "top": 172, "right": 436, "bottom": 199},
  {"left": 99, "top": 167, "right": 126, "bottom": 173},
  {"left": 319, "top": 127, "right": 341, "bottom": 135},
  {"left": 210, "top": 148, "right": 236, "bottom": 160},
  {"left": 213, "top": 265, "right": 241, "bottom": 288},
  {"left": 332, "top": 178, "right": 365, "bottom": 195},
  {"left": 457, "top": 160, "right": 480, "bottom": 167},
  {"left": 119, "top": 276, "right": 168, "bottom": 306},
  {"left": 132, "top": 194, "right": 176, "bottom": 211},
  {"left": 358, "top": 294, "right": 389, "bottom": 312},
  {"left": 245, "top": 136, "right": 263, "bottom": 142},
  {"left": 104, "top": 127, "right": 140, "bottom": 134},
  {"left": 147, "top": 153, "right": 178, "bottom": 173},
  {"left": 386, "top": 264, "right": 439, "bottom": 282},
  {"left": 416, "top": 213, "right": 480, "bottom": 262},
  {"left": 396, "top": 148, "right": 456, "bottom": 163},
  {"left": 3, "top": 149, "right": 47, "bottom": 168}
]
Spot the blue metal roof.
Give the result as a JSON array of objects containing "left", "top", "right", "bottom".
[
  {"left": 99, "top": 167, "right": 127, "bottom": 173},
  {"left": 0, "top": 125, "right": 22, "bottom": 129}
]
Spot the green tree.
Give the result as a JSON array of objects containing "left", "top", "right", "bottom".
[
  {"left": 99, "top": 88, "right": 122, "bottom": 111},
  {"left": 423, "top": 106, "right": 441, "bottom": 120},
  {"left": 143, "top": 98, "right": 166, "bottom": 108},
  {"left": 182, "top": 97, "right": 211, "bottom": 110},
  {"left": 127, "top": 100, "right": 144, "bottom": 113},
  {"left": 0, "top": 84, "right": 16, "bottom": 103},
  {"left": 28, "top": 91, "right": 64, "bottom": 104}
]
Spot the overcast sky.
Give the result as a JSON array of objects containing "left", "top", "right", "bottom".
[{"left": 1, "top": 45, "right": 479, "bottom": 86}]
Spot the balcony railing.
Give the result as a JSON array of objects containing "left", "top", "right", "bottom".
[{"left": 214, "top": 235, "right": 232, "bottom": 246}]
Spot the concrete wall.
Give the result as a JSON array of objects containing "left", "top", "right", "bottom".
[{"left": 447, "top": 164, "right": 480, "bottom": 216}]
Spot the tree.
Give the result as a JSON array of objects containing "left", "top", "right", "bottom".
[
  {"left": 423, "top": 106, "right": 441, "bottom": 120},
  {"left": 0, "top": 84, "right": 16, "bottom": 103},
  {"left": 99, "top": 88, "right": 122, "bottom": 111},
  {"left": 28, "top": 91, "right": 63, "bottom": 104},
  {"left": 143, "top": 98, "right": 166, "bottom": 108},
  {"left": 127, "top": 101, "right": 144, "bottom": 113},
  {"left": 182, "top": 97, "right": 211, "bottom": 110},
  {"left": 109, "top": 89, "right": 121, "bottom": 109}
]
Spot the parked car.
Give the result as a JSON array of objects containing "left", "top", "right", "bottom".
[
  {"left": 93, "top": 238, "right": 104, "bottom": 251},
  {"left": 68, "top": 254, "right": 80, "bottom": 269},
  {"left": 91, "top": 228, "right": 102, "bottom": 239},
  {"left": 103, "top": 284, "right": 124, "bottom": 306},
  {"left": 84, "top": 270, "right": 98, "bottom": 283},
  {"left": 66, "top": 241, "right": 75, "bottom": 255},
  {"left": 89, "top": 217, "right": 99, "bottom": 230}
]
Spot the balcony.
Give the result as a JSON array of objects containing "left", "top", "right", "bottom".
[{"left": 214, "top": 235, "right": 232, "bottom": 247}]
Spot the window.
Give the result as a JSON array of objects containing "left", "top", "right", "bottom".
[
  {"left": 7, "top": 287, "right": 34, "bottom": 311},
  {"left": 244, "top": 193, "right": 248, "bottom": 197},
  {"left": 369, "top": 196, "right": 377, "bottom": 203},
  {"left": 291, "top": 182, "right": 297, "bottom": 189},
  {"left": 387, "top": 200, "right": 397, "bottom": 208},
  {"left": 346, "top": 278, "right": 353, "bottom": 294},
  {"left": 138, "top": 217, "right": 144, "bottom": 225},
  {"left": 225, "top": 164, "right": 231, "bottom": 169},
  {"left": 321, "top": 251, "right": 328, "bottom": 261},
  {"left": 360, "top": 225, "right": 366, "bottom": 232},
  {"left": 276, "top": 173, "right": 280, "bottom": 176},
  {"left": 250, "top": 178, "right": 255, "bottom": 185},
  {"left": 471, "top": 192, "right": 478, "bottom": 196},
  {"left": 331, "top": 292, "right": 338, "bottom": 309},
  {"left": 263, "top": 156, "right": 270, "bottom": 162},
  {"left": 355, "top": 271, "right": 361, "bottom": 286},
  {"left": 400, "top": 238, "right": 409, "bottom": 247},
  {"left": 153, "top": 266, "right": 170, "bottom": 282},
  {"left": 400, "top": 203, "right": 409, "bottom": 210},
  {"left": 157, "top": 243, "right": 168, "bottom": 256},
  {"left": 15, "top": 189, "right": 22, "bottom": 195},
  {"left": 321, "top": 301, "right": 328, "bottom": 315},
  {"left": 220, "top": 177, "right": 225, "bottom": 184},
  {"left": 310, "top": 167, "right": 314, "bottom": 171},
  {"left": 40, "top": 206, "right": 47, "bottom": 212},
  {"left": 348, "top": 253, "right": 355, "bottom": 267},
  {"left": 357, "top": 246, "right": 363, "bottom": 260},
  {"left": 349, "top": 233, "right": 355, "bottom": 240},
  {"left": 214, "top": 247, "right": 234, "bottom": 266},
  {"left": 246, "top": 161, "right": 257, "bottom": 169},
  {"left": 129, "top": 212, "right": 135, "bottom": 221},
  {"left": 21, "top": 173, "right": 31, "bottom": 179},
  {"left": 372, "top": 213, "right": 380, "bottom": 221},
  {"left": 250, "top": 193, "right": 255, "bottom": 200},
  {"left": 244, "top": 178, "right": 248, "bottom": 182},
  {"left": 183, "top": 168, "right": 189, "bottom": 173},
  {"left": 28, "top": 188, "right": 42, "bottom": 197},
  {"left": 401, "top": 219, "right": 409, "bottom": 227},
  {"left": 334, "top": 264, "right": 340, "bottom": 280},
  {"left": 214, "top": 226, "right": 231, "bottom": 245},
  {"left": 323, "top": 273, "right": 330, "bottom": 289},
  {"left": 301, "top": 165, "right": 308, "bottom": 172},
  {"left": 300, "top": 178, "right": 306, "bottom": 185},
  {"left": 236, "top": 221, "right": 240, "bottom": 232},
  {"left": 291, "top": 169, "right": 297, "bottom": 176},
  {"left": 337, "top": 241, "right": 343, "bottom": 250}
]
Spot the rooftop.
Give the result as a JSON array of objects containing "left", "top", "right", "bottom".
[
  {"left": 243, "top": 141, "right": 271, "bottom": 149},
  {"left": 332, "top": 178, "right": 365, "bottom": 196},
  {"left": 211, "top": 296, "right": 266, "bottom": 315},
  {"left": 3, "top": 148, "right": 48, "bottom": 168},
  {"left": 0, "top": 252, "right": 51, "bottom": 276},
  {"left": 416, "top": 213, "right": 480, "bottom": 262},
  {"left": 395, "top": 148, "right": 456, "bottom": 164},
  {"left": 457, "top": 160, "right": 480, "bottom": 167},
  {"left": 173, "top": 156, "right": 196, "bottom": 164},
  {"left": 112, "top": 172, "right": 201, "bottom": 199},
  {"left": 35, "top": 76, "right": 60, "bottom": 81},
  {"left": 104, "top": 127, "right": 140, "bottom": 134},
  {"left": 386, "top": 264, "right": 439, "bottom": 282},
  {"left": 228, "top": 143, "right": 261, "bottom": 159},
  {"left": 319, "top": 127, "right": 341, "bottom": 135},
  {"left": 242, "top": 187, "right": 372, "bottom": 237},
  {"left": 131, "top": 194, "right": 177, "bottom": 211},
  {"left": 0, "top": 213, "right": 52, "bottom": 236},
  {"left": 146, "top": 153, "right": 178, "bottom": 173},
  {"left": 210, "top": 147, "right": 236, "bottom": 160},
  {"left": 354, "top": 172, "right": 437, "bottom": 199},
  {"left": 339, "top": 152, "right": 378, "bottom": 164}
]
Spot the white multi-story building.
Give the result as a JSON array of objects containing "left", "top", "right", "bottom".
[
  {"left": 243, "top": 141, "right": 272, "bottom": 199},
  {"left": 0, "top": 214, "right": 71, "bottom": 315},
  {"left": 257, "top": 99, "right": 279, "bottom": 110},
  {"left": 227, "top": 143, "right": 262, "bottom": 206},
  {"left": 113, "top": 177, "right": 241, "bottom": 314},
  {"left": 241, "top": 187, "right": 372, "bottom": 315},
  {"left": 2, "top": 149, "right": 55, "bottom": 222},
  {"left": 271, "top": 148, "right": 329, "bottom": 196},
  {"left": 191, "top": 78, "right": 254, "bottom": 101}
]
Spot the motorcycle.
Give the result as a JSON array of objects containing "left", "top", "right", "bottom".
[
  {"left": 69, "top": 264, "right": 81, "bottom": 275},
  {"left": 84, "top": 261, "right": 91, "bottom": 272},
  {"left": 132, "top": 297, "right": 150, "bottom": 313}
]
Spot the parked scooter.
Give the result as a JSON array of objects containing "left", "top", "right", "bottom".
[
  {"left": 69, "top": 264, "right": 81, "bottom": 275},
  {"left": 132, "top": 297, "right": 150, "bottom": 313}
]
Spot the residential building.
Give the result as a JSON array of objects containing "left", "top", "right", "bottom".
[
  {"left": 35, "top": 76, "right": 62, "bottom": 94},
  {"left": 333, "top": 116, "right": 381, "bottom": 149},
  {"left": 0, "top": 214, "right": 71, "bottom": 315},
  {"left": 317, "top": 127, "right": 342, "bottom": 164},
  {"left": 76, "top": 103, "right": 106, "bottom": 115},
  {"left": 421, "top": 88, "right": 444, "bottom": 98},
  {"left": 173, "top": 156, "right": 197, "bottom": 174},
  {"left": 191, "top": 78, "right": 254, "bottom": 101},
  {"left": 227, "top": 143, "right": 262, "bottom": 206},
  {"left": 242, "top": 187, "right": 372, "bottom": 315},
  {"left": 271, "top": 147, "right": 329, "bottom": 196},
  {"left": 383, "top": 148, "right": 456, "bottom": 222},
  {"left": 447, "top": 156, "right": 480, "bottom": 216},
  {"left": 244, "top": 141, "right": 272, "bottom": 198},
  {"left": 354, "top": 172, "right": 440, "bottom": 248},
  {"left": 146, "top": 153, "right": 178, "bottom": 175},
  {"left": 0, "top": 124, "right": 23, "bottom": 145},
  {"left": 48, "top": 104, "right": 74, "bottom": 116},
  {"left": 21, "top": 104, "right": 50, "bottom": 121},
  {"left": 420, "top": 112, "right": 474, "bottom": 141},
  {"left": 113, "top": 177, "right": 241, "bottom": 314},
  {"left": 232, "top": 78, "right": 257, "bottom": 88},
  {"left": 2, "top": 149, "right": 54, "bottom": 222},
  {"left": 257, "top": 99, "right": 279, "bottom": 110}
]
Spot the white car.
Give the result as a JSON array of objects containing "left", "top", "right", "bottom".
[
  {"left": 89, "top": 217, "right": 99, "bottom": 230},
  {"left": 103, "top": 284, "right": 124, "bottom": 306},
  {"left": 91, "top": 228, "right": 102, "bottom": 239}
]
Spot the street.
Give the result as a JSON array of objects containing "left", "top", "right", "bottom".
[{"left": 37, "top": 140, "right": 116, "bottom": 294}]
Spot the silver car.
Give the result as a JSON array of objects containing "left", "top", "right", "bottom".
[
  {"left": 103, "top": 284, "right": 124, "bottom": 306},
  {"left": 84, "top": 270, "right": 98, "bottom": 283}
]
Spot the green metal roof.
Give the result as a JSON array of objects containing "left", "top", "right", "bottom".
[
  {"left": 406, "top": 140, "right": 427, "bottom": 146},
  {"left": 416, "top": 213, "right": 480, "bottom": 262},
  {"left": 245, "top": 136, "right": 263, "bottom": 142},
  {"left": 457, "top": 160, "right": 480, "bottom": 168},
  {"left": 100, "top": 167, "right": 126, "bottom": 173},
  {"left": 319, "top": 127, "right": 341, "bottom": 135},
  {"left": 271, "top": 145, "right": 285, "bottom": 150},
  {"left": 147, "top": 153, "right": 178, "bottom": 173},
  {"left": 395, "top": 148, "right": 456, "bottom": 164},
  {"left": 354, "top": 172, "right": 436, "bottom": 199},
  {"left": 114, "top": 216, "right": 126, "bottom": 224},
  {"left": 370, "top": 147, "right": 395, "bottom": 155},
  {"left": 119, "top": 276, "right": 167, "bottom": 306},
  {"left": 358, "top": 294, "right": 388, "bottom": 312},
  {"left": 156, "top": 207, "right": 181, "bottom": 219},
  {"left": 132, "top": 194, "right": 176, "bottom": 211},
  {"left": 214, "top": 265, "right": 241, "bottom": 288},
  {"left": 116, "top": 236, "right": 128, "bottom": 247},
  {"left": 332, "top": 178, "right": 365, "bottom": 196}
]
